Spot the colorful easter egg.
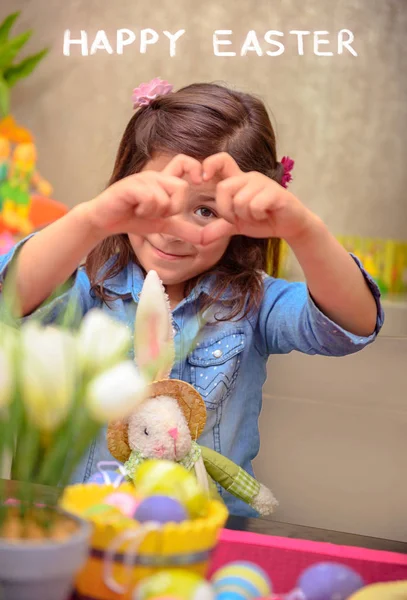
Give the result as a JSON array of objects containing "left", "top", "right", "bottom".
[
  {"left": 88, "top": 470, "right": 125, "bottom": 486},
  {"left": 104, "top": 492, "right": 140, "bottom": 517},
  {"left": 215, "top": 593, "right": 253, "bottom": 600},
  {"left": 134, "top": 495, "right": 188, "bottom": 524},
  {"left": 133, "top": 460, "right": 208, "bottom": 518},
  {"left": 212, "top": 561, "right": 272, "bottom": 599},
  {"left": 348, "top": 581, "right": 407, "bottom": 599},
  {"left": 298, "top": 562, "right": 364, "bottom": 600},
  {"left": 83, "top": 503, "right": 127, "bottom": 524},
  {"left": 147, "top": 597, "right": 182, "bottom": 600},
  {"left": 134, "top": 569, "right": 215, "bottom": 600},
  {"left": 148, "top": 597, "right": 183, "bottom": 600},
  {"left": 84, "top": 503, "right": 115, "bottom": 517},
  {"left": 4, "top": 498, "right": 19, "bottom": 506}
]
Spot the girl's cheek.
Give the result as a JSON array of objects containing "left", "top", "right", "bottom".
[{"left": 186, "top": 213, "right": 205, "bottom": 227}]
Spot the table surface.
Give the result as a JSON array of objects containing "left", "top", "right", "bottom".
[
  {"left": 225, "top": 516, "right": 407, "bottom": 554},
  {"left": 3, "top": 479, "right": 407, "bottom": 554}
]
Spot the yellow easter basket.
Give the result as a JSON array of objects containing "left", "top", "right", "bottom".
[{"left": 60, "top": 483, "right": 228, "bottom": 600}]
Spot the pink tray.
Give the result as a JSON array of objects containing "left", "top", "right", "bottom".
[{"left": 209, "top": 529, "right": 407, "bottom": 594}]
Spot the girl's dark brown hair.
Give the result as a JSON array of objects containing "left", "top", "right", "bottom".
[{"left": 86, "top": 82, "right": 285, "bottom": 320}]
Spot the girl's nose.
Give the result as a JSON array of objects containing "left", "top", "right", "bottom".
[
  {"left": 168, "top": 427, "right": 179, "bottom": 440},
  {"left": 160, "top": 233, "right": 183, "bottom": 243}
]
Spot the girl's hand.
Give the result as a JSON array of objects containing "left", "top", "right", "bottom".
[
  {"left": 200, "top": 152, "right": 316, "bottom": 246},
  {"left": 83, "top": 155, "right": 204, "bottom": 245}
]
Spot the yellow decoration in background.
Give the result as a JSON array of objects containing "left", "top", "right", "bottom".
[
  {"left": 0, "top": 136, "right": 10, "bottom": 186},
  {"left": 0, "top": 132, "right": 53, "bottom": 238},
  {"left": 266, "top": 238, "right": 288, "bottom": 279},
  {"left": 337, "top": 235, "right": 407, "bottom": 296},
  {"left": 267, "top": 236, "right": 407, "bottom": 297}
]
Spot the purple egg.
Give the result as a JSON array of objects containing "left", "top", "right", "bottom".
[
  {"left": 134, "top": 495, "right": 188, "bottom": 524},
  {"left": 88, "top": 470, "right": 125, "bottom": 486},
  {"left": 298, "top": 562, "right": 365, "bottom": 600}
]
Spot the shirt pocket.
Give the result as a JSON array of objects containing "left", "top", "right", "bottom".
[{"left": 187, "top": 329, "right": 245, "bottom": 409}]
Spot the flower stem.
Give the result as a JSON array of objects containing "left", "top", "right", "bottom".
[
  {"left": 37, "top": 425, "right": 74, "bottom": 487},
  {"left": 0, "top": 416, "right": 6, "bottom": 531},
  {"left": 59, "top": 419, "right": 101, "bottom": 487},
  {"left": 10, "top": 396, "right": 27, "bottom": 481}
]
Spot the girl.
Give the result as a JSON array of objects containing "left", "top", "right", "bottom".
[{"left": 0, "top": 80, "right": 383, "bottom": 517}]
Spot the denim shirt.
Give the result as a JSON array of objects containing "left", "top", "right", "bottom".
[{"left": 0, "top": 239, "right": 384, "bottom": 517}]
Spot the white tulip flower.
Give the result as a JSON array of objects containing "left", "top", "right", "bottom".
[
  {"left": 86, "top": 361, "right": 147, "bottom": 423},
  {"left": 77, "top": 310, "right": 132, "bottom": 376},
  {"left": 0, "top": 347, "right": 13, "bottom": 409},
  {"left": 20, "top": 323, "right": 77, "bottom": 431}
]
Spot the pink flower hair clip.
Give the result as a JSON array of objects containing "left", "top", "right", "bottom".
[
  {"left": 280, "top": 156, "right": 295, "bottom": 188},
  {"left": 132, "top": 77, "right": 173, "bottom": 108}
]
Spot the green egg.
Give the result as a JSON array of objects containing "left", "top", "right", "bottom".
[{"left": 84, "top": 503, "right": 116, "bottom": 517}]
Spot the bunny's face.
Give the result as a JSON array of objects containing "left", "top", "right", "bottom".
[{"left": 127, "top": 395, "right": 193, "bottom": 461}]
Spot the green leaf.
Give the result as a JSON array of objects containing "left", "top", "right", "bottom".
[
  {"left": 4, "top": 48, "right": 48, "bottom": 87},
  {"left": 0, "top": 242, "right": 24, "bottom": 324},
  {"left": 0, "top": 76, "right": 10, "bottom": 118},
  {"left": 0, "top": 30, "right": 32, "bottom": 71},
  {"left": 0, "top": 12, "right": 20, "bottom": 44}
]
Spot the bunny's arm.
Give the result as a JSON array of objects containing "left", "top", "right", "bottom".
[{"left": 200, "top": 446, "right": 278, "bottom": 516}]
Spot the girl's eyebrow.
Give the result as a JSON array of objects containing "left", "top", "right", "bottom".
[{"left": 197, "top": 194, "right": 216, "bottom": 202}]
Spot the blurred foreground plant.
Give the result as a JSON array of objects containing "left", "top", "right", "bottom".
[
  {"left": 0, "top": 291, "right": 148, "bottom": 531},
  {"left": 0, "top": 265, "right": 207, "bottom": 536}
]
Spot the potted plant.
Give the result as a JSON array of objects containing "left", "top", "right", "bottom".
[
  {"left": 0, "top": 11, "right": 48, "bottom": 118},
  {"left": 0, "top": 288, "right": 149, "bottom": 600}
]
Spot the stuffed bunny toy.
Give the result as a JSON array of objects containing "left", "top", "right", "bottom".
[{"left": 107, "top": 270, "right": 277, "bottom": 516}]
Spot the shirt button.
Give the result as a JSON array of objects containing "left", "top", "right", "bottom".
[{"left": 212, "top": 349, "right": 223, "bottom": 358}]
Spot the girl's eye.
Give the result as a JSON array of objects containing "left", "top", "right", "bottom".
[
  {"left": 195, "top": 206, "right": 217, "bottom": 219},
  {"left": 144, "top": 428, "right": 149, "bottom": 436}
]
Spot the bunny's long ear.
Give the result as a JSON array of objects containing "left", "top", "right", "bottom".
[{"left": 134, "top": 270, "right": 175, "bottom": 382}]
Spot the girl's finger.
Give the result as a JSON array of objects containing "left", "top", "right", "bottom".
[
  {"left": 215, "top": 175, "right": 248, "bottom": 222},
  {"left": 155, "top": 174, "right": 189, "bottom": 215},
  {"left": 200, "top": 218, "right": 237, "bottom": 246},
  {"left": 135, "top": 180, "right": 171, "bottom": 218},
  {"left": 249, "top": 189, "right": 277, "bottom": 221},
  {"left": 126, "top": 218, "right": 165, "bottom": 235},
  {"left": 233, "top": 182, "right": 266, "bottom": 222},
  {"left": 202, "top": 152, "right": 242, "bottom": 182},
  {"left": 122, "top": 178, "right": 154, "bottom": 207},
  {"left": 162, "top": 154, "right": 203, "bottom": 185},
  {"left": 126, "top": 217, "right": 201, "bottom": 245},
  {"left": 160, "top": 217, "right": 202, "bottom": 245}
]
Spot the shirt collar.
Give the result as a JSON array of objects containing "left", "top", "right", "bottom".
[
  {"left": 101, "top": 257, "right": 143, "bottom": 302},
  {"left": 101, "top": 258, "right": 235, "bottom": 303}
]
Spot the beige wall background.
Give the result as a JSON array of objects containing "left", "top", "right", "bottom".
[{"left": 2, "top": 0, "right": 407, "bottom": 539}]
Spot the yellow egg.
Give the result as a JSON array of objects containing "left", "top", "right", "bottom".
[
  {"left": 349, "top": 581, "right": 407, "bottom": 599},
  {"left": 133, "top": 460, "right": 208, "bottom": 518},
  {"left": 134, "top": 569, "right": 214, "bottom": 600}
]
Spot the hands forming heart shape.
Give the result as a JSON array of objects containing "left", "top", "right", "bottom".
[
  {"left": 158, "top": 152, "right": 300, "bottom": 247},
  {"left": 159, "top": 152, "right": 311, "bottom": 247},
  {"left": 96, "top": 152, "right": 311, "bottom": 247}
]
